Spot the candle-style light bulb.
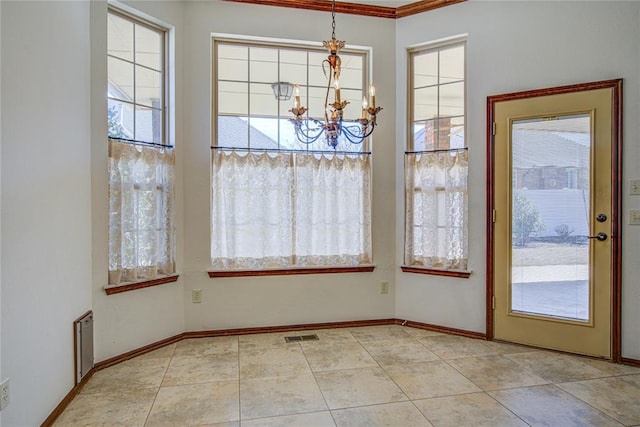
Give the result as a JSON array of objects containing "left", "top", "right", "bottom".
[
  {"left": 362, "top": 97, "right": 368, "bottom": 119},
  {"left": 334, "top": 79, "right": 341, "bottom": 103},
  {"left": 369, "top": 84, "right": 376, "bottom": 109},
  {"left": 294, "top": 84, "right": 301, "bottom": 109}
]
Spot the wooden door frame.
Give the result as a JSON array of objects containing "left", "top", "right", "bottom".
[{"left": 486, "top": 79, "right": 623, "bottom": 361}]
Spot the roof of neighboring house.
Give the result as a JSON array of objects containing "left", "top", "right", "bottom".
[
  {"left": 217, "top": 116, "right": 279, "bottom": 149},
  {"left": 512, "top": 130, "right": 589, "bottom": 169},
  {"left": 514, "top": 189, "right": 589, "bottom": 237}
]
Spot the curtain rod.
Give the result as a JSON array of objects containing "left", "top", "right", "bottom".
[
  {"left": 212, "top": 146, "right": 371, "bottom": 155},
  {"left": 109, "top": 137, "right": 174, "bottom": 149},
  {"left": 405, "top": 147, "right": 468, "bottom": 155}
]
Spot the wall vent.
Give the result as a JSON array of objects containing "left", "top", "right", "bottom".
[
  {"left": 284, "top": 334, "right": 319, "bottom": 343},
  {"left": 74, "top": 311, "right": 94, "bottom": 384}
]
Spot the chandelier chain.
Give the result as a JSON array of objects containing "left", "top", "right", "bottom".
[{"left": 331, "top": 0, "right": 336, "bottom": 40}]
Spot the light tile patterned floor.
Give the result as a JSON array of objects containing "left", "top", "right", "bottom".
[{"left": 54, "top": 325, "right": 640, "bottom": 426}]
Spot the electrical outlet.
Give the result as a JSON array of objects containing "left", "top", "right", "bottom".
[
  {"left": 0, "top": 378, "right": 10, "bottom": 411},
  {"left": 380, "top": 281, "right": 389, "bottom": 294},
  {"left": 631, "top": 180, "right": 640, "bottom": 195},
  {"left": 192, "top": 289, "right": 202, "bottom": 304},
  {"left": 630, "top": 210, "right": 640, "bottom": 225}
]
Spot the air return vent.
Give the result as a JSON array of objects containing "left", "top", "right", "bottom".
[
  {"left": 74, "top": 311, "right": 94, "bottom": 384},
  {"left": 284, "top": 334, "right": 319, "bottom": 343}
]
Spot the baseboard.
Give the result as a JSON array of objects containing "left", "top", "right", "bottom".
[
  {"left": 94, "top": 332, "right": 185, "bottom": 371},
  {"left": 182, "top": 318, "right": 397, "bottom": 339},
  {"left": 621, "top": 357, "right": 640, "bottom": 367},
  {"left": 40, "top": 368, "right": 94, "bottom": 427},
  {"left": 396, "top": 319, "right": 487, "bottom": 340}
]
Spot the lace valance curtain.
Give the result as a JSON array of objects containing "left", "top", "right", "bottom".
[
  {"left": 211, "top": 150, "right": 372, "bottom": 270},
  {"left": 108, "top": 139, "right": 176, "bottom": 285},
  {"left": 404, "top": 150, "right": 468, "bottom": 270}
]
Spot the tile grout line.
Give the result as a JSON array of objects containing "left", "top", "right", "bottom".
[
  {"left": 356, "top": 326, "right": 433, "bottom": 424},
  {"left": 143, "top": 343, "right": 177, "bottom": 426}
]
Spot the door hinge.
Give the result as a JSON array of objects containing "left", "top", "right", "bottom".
[
  {"left": 492, "top": 122, "right": 496, "bottom": 136},
  {"left": 492, "top": 209, "right": 496, "bottom": 223},
  {"left": 492, "top": 295, "right": 496, "bottom": 310}
]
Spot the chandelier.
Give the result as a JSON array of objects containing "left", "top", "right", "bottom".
[{"left": 289, "top": 0, "right": 382, "bottom": 149}]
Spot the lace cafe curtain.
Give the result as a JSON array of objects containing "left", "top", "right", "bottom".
[
  {"left": 404, "top": 149, "right": 468, "bottom": 270},
  {"left": 108, "top": 139, "right": 176, "bottom": 285},
  {"left": 211, "top": 150, "right": 372, "bottom": 270}
]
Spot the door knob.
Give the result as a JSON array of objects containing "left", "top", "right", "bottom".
[{"left": 588, "top": 232, "right": 607, "bottom": 241}]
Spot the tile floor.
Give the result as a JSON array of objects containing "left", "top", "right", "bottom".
[{"left": 54, "top": 325, "right": 640, "bottom": 426}]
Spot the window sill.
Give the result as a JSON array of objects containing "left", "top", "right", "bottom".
[
  {"left": 208, "top": 265, "right": 375, "bottom": 278},
  {"left": 400, "top": 266, "right": 471, "bottom": 278},
  {"left": 104, "top": 274, "right": 180, "bottom": 295}
]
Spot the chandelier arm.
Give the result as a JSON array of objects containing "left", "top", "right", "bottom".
[
  {"left": 291, "top": 118, "right": 327, "bottom": 144},
  {"left": 340, "top": 124, "right": 367, "bottom": 144},
  {"left": 340, "top": 121, "right": 377, "bottom": 144},
  {"left": 324, "top": 65, "right": 333, "bottom": 124}
]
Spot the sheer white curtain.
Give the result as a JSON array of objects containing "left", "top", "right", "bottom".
[
  {"left": 211, "top": 150, "right": 372, "bottom": 269},
  {"left": 404, "top": 150, "right": 468, "bottom": 270},
  {"left": 108, "top": 139, "right": 176, "bottom": 285}
]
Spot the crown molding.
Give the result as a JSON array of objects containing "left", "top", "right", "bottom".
[{"left": 222, "top": 0, "right": 465, "bottom": 19}]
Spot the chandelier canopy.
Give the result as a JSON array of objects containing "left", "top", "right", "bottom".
[{"left": 289, "top": 0, "right": 382, "bottom": 149}]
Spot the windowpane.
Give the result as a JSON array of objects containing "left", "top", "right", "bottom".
[
  {"left": 135, "top": 24, "right": 162, "bottom": 71},
  {"left": 218, "top": 116, "right": 249, "bottom": 148},
  {"left": 248, "top": 117, "right": 279, "bottom": 149},
  {"left": 218, "top": 45, "right": 248, "bottom": 82},
  {"left": 108, "top": 99, "right": 134, "bottom": 139},
  {"left": 307, "top": 86, "right": 329, "bottom": 120},
  {"left": 250, "top": 47, "right": 278, "bottom": 83},
  {"left": 439, "top": 45, "right": 464, "bottom": 84},
  {"left": 135, "top": 66, "right": 161, "bottom": 108},
  {"left": 414, "top": 86, "right": 438, "bottom": 121},
  {"left": 280, "top": 50, "right": 307, "bottom": 86},
  {"left": 308, "top": 52, "right": 329, "bottom": 87},
  {"left": 414, "top": 51, "right": 438, "bottom": 88},
  {"left": 250, "top": 83, "right": 278, "bottom": 117},
  {"left": 134, "top": 105, "right": 162, "bottom": 144},
  {"left": 439, "top": 81, "right": 464, "bottom": 117},
  {"left": 108, "top": 13, "right": 133, "bottom": 61},
  {"left": 108, "top": 57, "right": 134, "bottom": 102},
  {"left": 338, "top": 54, "right": 363, "bottom": 89},
  {"left": 218, "top": 81, "right": 248, "bottom": 115}
]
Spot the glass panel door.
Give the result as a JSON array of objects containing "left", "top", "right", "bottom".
[{"left": 511, "top": 115, "right": 591, "bottom": 322}]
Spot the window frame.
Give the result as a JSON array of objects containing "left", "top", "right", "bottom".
[
  {"left": 211, "top": 35, "right": 371, "bottom": 152},
  {"left": 105, "top": 7, "right": 177, "bottom": 294},
  {"left": 403, "top": 37, "right": 470, "bottom": 278},
  {"left": 107, "top": 6, "right": 170, "bottom": 146},
  {"left": 209, "top": 35, "right": 375, "bottom": 276}
]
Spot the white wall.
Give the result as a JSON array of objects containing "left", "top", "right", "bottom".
[
  {"left": 0, "top": 2, "right": 92, "bottom": 425},
  {"left": 394, "top": 1, "right": 640, "bottom": 358},
  {"left": 177, "top": 0, "right": 397, "bottom": 331},
  {"left": 91, "top": 0, "right": 185, "bottom": 362}
]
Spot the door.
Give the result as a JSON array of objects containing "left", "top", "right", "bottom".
[{"left": 490, "top": 81, "right": 621, "bottom": 359}]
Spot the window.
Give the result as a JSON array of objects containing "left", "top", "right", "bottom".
[
  {"left": 404, "top": 40, "right": 468, "bottom": 273},
  {"left": 211, "top": 39, "right": 372, "bottom": 271},
  {"left": 108, "top": 9, "right": 165, "bottom": 144},
  {"left": 107, "top": 9, "right": 175, "bottom": 286}
]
